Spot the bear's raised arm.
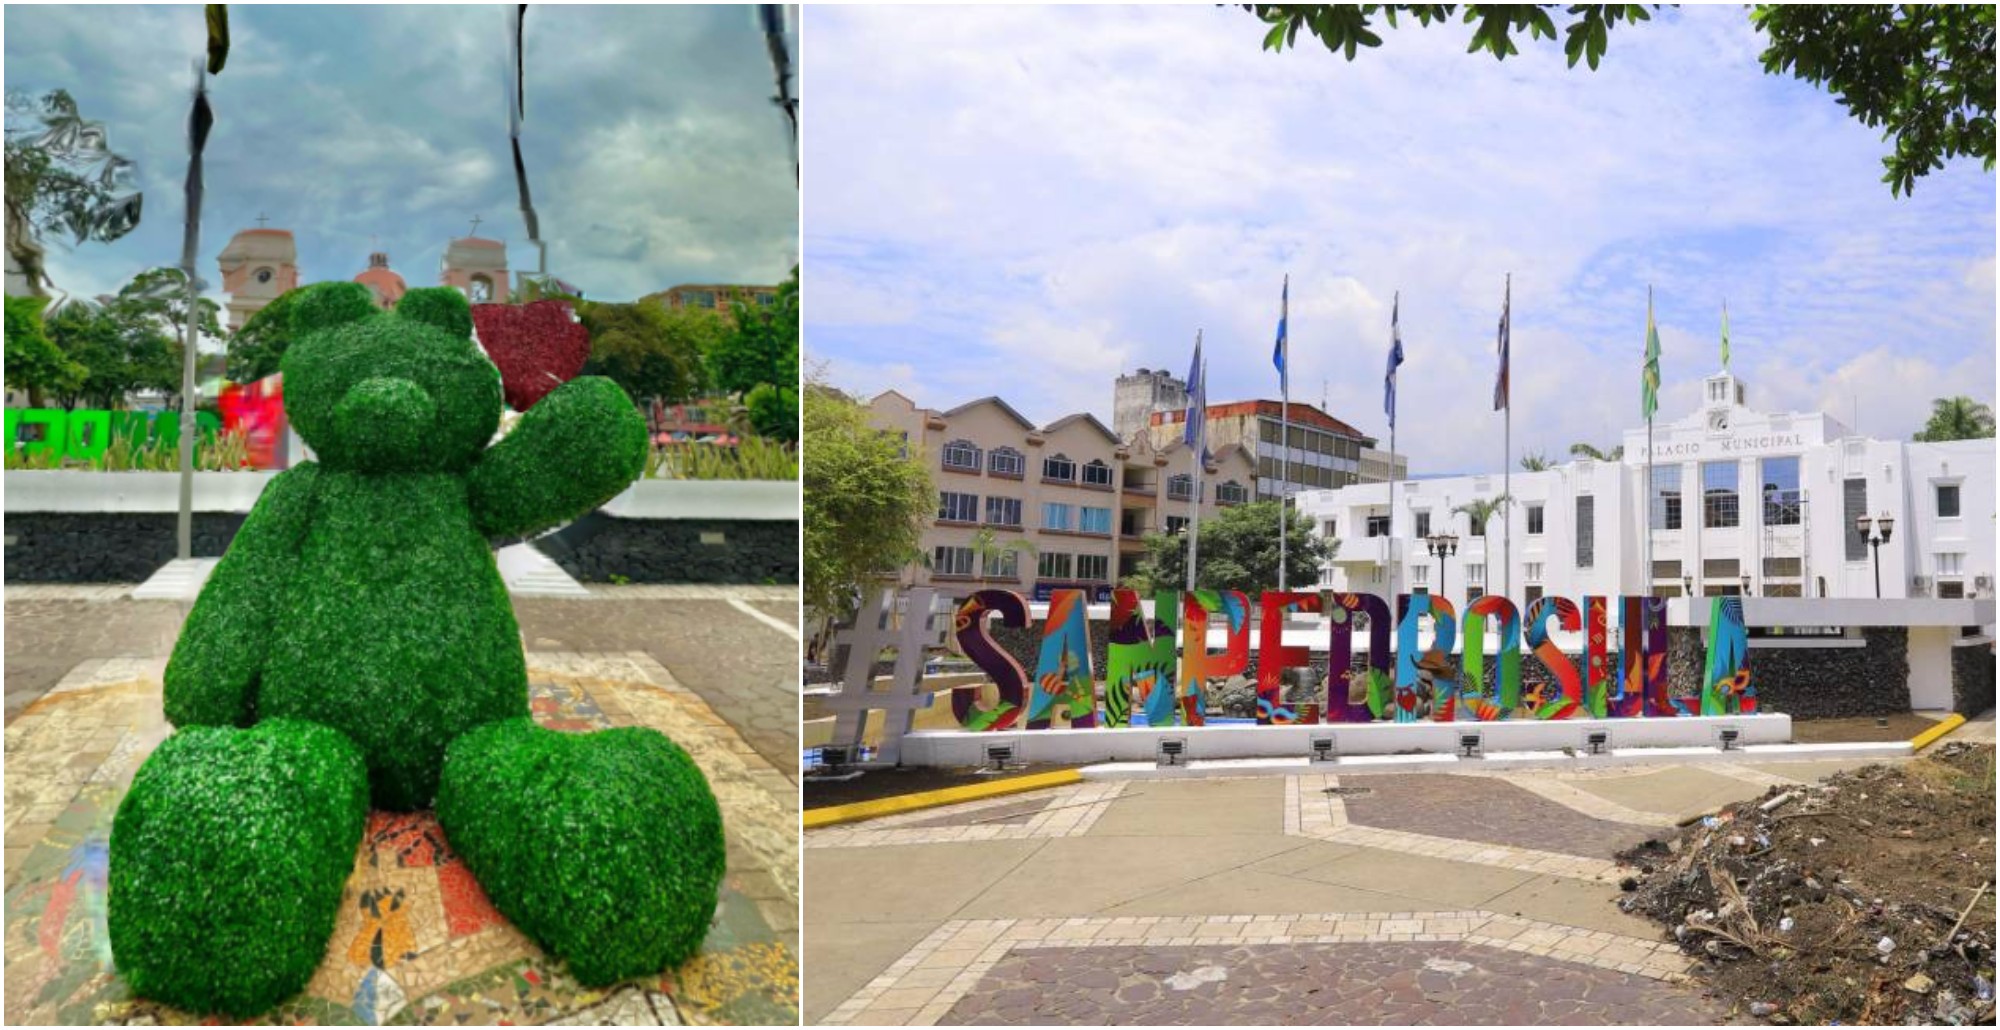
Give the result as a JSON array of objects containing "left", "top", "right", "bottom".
[
  {"left": 468, "top": 375, "right": 648, "bottom": 540},
  {"left": 164, "top": 461, "right": 321, "bottom": 727}
]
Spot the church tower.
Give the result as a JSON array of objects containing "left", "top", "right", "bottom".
[
  {"left": 217, "top": 222, "right": 300, "bottom": 330},
  {"left": 440, "top": 222, "right": 509, "bottom": 303},
  {"left": 353, "top": 252, "right": 407, "bottom": 311}
]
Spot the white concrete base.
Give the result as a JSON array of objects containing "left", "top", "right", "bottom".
[
  {"left": 1080, "top": 737, "right": 1910, "bottom": 781},
  {"left": 495, "top": 543, "right": 591, "bottom": 597},
  {"left": 897, "top": 713, "right": 1793, "bottom": 767},
  {"left": 130, "top": 558, "right": 219, "bottom": 600}
]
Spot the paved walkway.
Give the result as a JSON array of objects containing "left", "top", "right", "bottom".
[
  {"left": 804, "top": 756, "right": 1887, "bottom": 1025},
  {"left": 3, "top": 586, "right": 801, "bottom": 1025}
]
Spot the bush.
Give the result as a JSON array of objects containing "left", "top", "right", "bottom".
[
  {"left": 107, "top": 720, "right": 368, "bottom": 1016},
  {"left": 437, "top": 718, "right": 726, "bottom": 985}
]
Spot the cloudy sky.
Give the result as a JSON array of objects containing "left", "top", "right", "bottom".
[
  {"left": 6, "top": 4, "right": 798, "bottom": 312},
  {"left": 803, "top": 5, "right": 1996, "bottom": 474}
]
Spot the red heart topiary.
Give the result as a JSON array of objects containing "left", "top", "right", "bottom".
[{"left": 470, "top": 300, "right": 592, "bottom": 411}]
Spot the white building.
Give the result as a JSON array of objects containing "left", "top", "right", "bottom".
[{"left": 1298, "top": 371, "right": 1994, "bottom": 605}]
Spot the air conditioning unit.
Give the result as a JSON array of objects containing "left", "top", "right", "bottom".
[
  {"left": 1977, "top": 576, "right": 1992, "bottom": 591},
  {"left": 1912, "top": 576, "right": 1931, "bottom": 592}
]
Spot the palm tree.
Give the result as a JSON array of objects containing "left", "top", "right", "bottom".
[
  {"left": 1913, "top": 396, "right": 1996, "bottom": 441},
  {"left": 1452, "top": 495, "right": 1514, "bottom": 594},
  {"left": 1452, "top": 494, "right": 1514, "bottom": 541},
  {"left": 1519, "top": 451, "right": 1553, "bottom": 471},
  {"left": 968, "top": 527, "right": 1036, "bottom": 582},
  {"left": 1569, "top": 442, "right": 1624, "bottom": 462}
]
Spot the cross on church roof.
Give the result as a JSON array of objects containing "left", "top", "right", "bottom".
[
  {"left": 468, "top": 215, "right": 483, "bottom": 236},
  {"left": 255, "top": 212, "right": 269, "bottom": 228}
]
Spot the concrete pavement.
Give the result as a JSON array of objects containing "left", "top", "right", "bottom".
[{"left": 804, "top": 754, "right": 1890, "bottom": 1025}]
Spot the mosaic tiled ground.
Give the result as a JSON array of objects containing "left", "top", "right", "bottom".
[
  {"left": 820, "top": 912, "right": 1714, "bottom": 1025},
  {"left": 1334, "top": 772, "right": 1663, "bottom": 859},
  {"left": 940, "top": 940, "right": 1732, "bottom": 1025},
  {"left": 3, "top": 653, "right": 798, "bottom": 1026}
]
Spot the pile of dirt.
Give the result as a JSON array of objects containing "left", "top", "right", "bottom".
[{"left": 1617, "top": 743, "right": 1996, "bottom": 1025}]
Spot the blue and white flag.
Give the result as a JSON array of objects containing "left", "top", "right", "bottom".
[
  {"left": 1385, "top": 292, "right": 1404, "bottom": 430},
  {"left": 1272, "top": 275, "right": 1289, "bottom": 394},
  {"left": 1184, "top": 331, "right": 1207, "bottom": 456}
]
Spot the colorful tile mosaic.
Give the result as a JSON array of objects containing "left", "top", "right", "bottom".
[{"left": 2, "top": 654, "right": 797, "bottom": 1026}]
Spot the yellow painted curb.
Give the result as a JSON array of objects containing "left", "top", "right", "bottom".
[
  {"left": 1910, "top": 712, "right": 1968, "bottom": 753},
  {"left": 803, "top": 768, "right": 1084, "bottom": 829}
]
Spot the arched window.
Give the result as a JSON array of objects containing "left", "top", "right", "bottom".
[
  {"left": 941, "top": 439, "right": 982, "bottom": 470},
  {"left": 988, "top": 446, "right": 1024, "bottom": 477},
  {"left": 470, "top": 274, "right": 494, "bottom": 303},
  {"left": 1042, "top": 453, "right": 1075, "bottom": 482},
  {"left": 1081, "top": 459, "right": 1113, "bottom": 487},
  {"left": 1167, "top": 474, "right": 1194, "bottom": 501},
  {"left": 1216, "top": 480, "right": 1247, "bottom": 504}
]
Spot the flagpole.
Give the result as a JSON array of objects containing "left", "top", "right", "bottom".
[
  {"left": 1277, "top": 274, "right": 1290, "bottom": 593},
  {"left": 1388, "top": 291, "right": 1400, "bottom": 606},
  {"left": 1503, "top": 273, "right": 1512, "bottom": 603},
  {"left": 1185, "top": 330, "right": 1203, "bottom": 592},
  {"left": 1645, "top": 285, "right": 1655, "bottom": 601}
]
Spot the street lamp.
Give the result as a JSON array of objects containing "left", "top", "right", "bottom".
[
  {"left": 1424, "top": 533, "right": 1458, "bottom": 600},
  {"left": 1855, "top": 511, "right": 1895, "bottom": 599}
]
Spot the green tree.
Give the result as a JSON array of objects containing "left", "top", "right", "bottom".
[
  {"left": 226, "top": 286, "right": 301, "bottom": 382},
  {"left": 4, "top": 294, "right": 84, "bottom": 406},
  {"left": 1244, "top": 4, "right": 1995, "bottom": 196},
  {"left": 576, "top": 299, "right": 720, "bottom": 405},
  {"left": 708, "top": 268, "right": 799, "bottom": 400},
  {"left": 967, "top": 526, "right": 1037, "bottom": 581},
  {"left": 802, "top": 378, "right": 934, "bottom": 626},
  {"left": 4, "top": 88, "right": 144, "bottom": 296},
  {"left": 43, "top": 280, "right": 184, "bottom": 410},
  {"left": 1135, "top": 500, "right": 1336, "bottom": 594},
  {"left": 115, "top": 265, "right": 223, "bottom": 343},
  {"left": 744, "top": 382, "right": 799, "bottom": 443},
  {"left": 1519, "top": 450, "right": 1552, "bottom": 471},
  {"left": 1569, "top": 441, "right": 1624, "bottom": 462},
  {"left": 1912, "top": 395, "right": 1996, "bottom": 441}
]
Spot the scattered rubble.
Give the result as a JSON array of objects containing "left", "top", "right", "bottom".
[{"left": 1618, "top": 742, "right": 1996, "bottom": 1025}]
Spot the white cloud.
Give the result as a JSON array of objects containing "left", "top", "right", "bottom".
[{"left": 803, "top": 5, "right": 1994, "bottom": 464}]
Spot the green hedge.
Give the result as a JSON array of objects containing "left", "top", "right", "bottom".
[
  {"left": 107, "top": 720, "right": 368, "bottom": 1016},
  {"left": 437, "top": 719, "right": 726, "bottom": 985}
]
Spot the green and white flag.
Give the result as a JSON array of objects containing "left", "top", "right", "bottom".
[
  {"left": 1642, "top": 287, "right": 1661, "bottom": 421},
  {"left": 1720, "top": 300, "right": 1730, "bottom": 370}
]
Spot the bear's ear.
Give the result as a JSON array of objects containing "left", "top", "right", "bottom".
[
  {"left": 395, "top": 287, "right": 473, "bottom": 339},
  {"left": 288, "top": 282, "right": 378, "bottom": 334}
]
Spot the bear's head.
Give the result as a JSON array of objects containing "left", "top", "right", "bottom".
[{"left": 281, "top": 282, "right": 503, "bottom": 473}]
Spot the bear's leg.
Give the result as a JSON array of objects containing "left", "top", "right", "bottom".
[
  {"left": 109, "top": 719, "right": 369, "bottom": 1016},
  {"left": 437, "top": 717, "right": 725, "bottom": 986}
]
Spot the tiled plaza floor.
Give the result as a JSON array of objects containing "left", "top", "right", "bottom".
[
  {"left": 806, "top": 757, "right": 1888, "bottom": 1025},
  {"left": 939, "top": 938, "right": 1732, "bottom": 1025},
  {"left": 4, "top": 589, "right": 800, "bottom": 1026}
]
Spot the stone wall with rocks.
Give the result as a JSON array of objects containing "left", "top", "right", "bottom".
[
  {"left": 4, "top": 512, "right": 247, "bottom": 583},
  {"left": 1951, "top": 640, "right": 1995, "bottom": 717},
  {"left": 1667, "top": 626, "right": 1911, "bottom": 720},
  {"left": 534, "top": 511, "right": 797, "bottom": 585}
]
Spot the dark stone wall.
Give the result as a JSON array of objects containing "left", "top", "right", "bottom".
[
  {"left": 1667, "top": 625, "right": 1911, "bottom": 720},
  {"left": 1952, "top": 640, "right": 1996, "bottom": 717},
  {"left": 4, "top": 512, "right": 246, "bottom": 583},
  {"left": 534, "top": 511, "right": 797, "bottom": 585}
]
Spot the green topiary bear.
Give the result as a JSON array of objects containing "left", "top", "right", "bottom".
[{"left": 107, "top": 282, "right": 726, "bottom": 1017}]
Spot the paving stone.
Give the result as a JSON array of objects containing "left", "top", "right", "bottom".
[{"left": 938, "top": 941, "right": 1731, "bottom": 1025}]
